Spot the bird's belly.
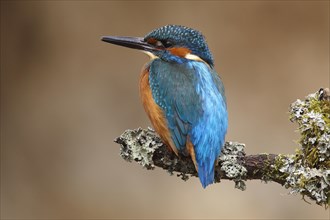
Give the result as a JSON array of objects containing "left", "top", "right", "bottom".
[{"left": 139, "top": 65, "right": 178, "bottom": 155}]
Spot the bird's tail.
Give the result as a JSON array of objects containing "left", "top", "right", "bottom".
[{"left": 198, "top": 160, "right": 215, "bottom": 188}]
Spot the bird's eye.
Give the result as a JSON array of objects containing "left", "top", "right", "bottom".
[
  {"left": 154, "top": 40, "right": 173, "bottom": 48},
  {"left": 162, "top": 40, "right": 173, "bottom": 48}
]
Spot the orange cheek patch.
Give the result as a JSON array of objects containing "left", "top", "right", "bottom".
[{"left": 168, "top": 47, "right": 192, "bottom": 57}]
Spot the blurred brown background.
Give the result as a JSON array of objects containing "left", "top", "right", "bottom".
[{"left": 1, "top": 1, "right": 329, "bottom": 219}]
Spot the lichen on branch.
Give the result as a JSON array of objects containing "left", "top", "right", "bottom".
[
  {"left": 114, "top": 89, "right": 330, "bottom": 207},
  {"left": 285, "top": 88, "right": 330, "bottom": 206}
]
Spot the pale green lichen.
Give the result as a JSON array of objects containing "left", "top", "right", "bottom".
[
  {"left": 117, "top": 127, "right": 163, "bottom": 169},
  {"left": 219, "top": 141, "right": 247, "bottom": 191},
  {"left": 286, "top": 89, "right": 330, "bottom": 207},
  {"left": 262, "top": 154, "right": 289, "bottom": 183}
]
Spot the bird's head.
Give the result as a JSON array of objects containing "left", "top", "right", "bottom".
[{"left": 102, "top": 25, "right": 214, "bottom": 67}]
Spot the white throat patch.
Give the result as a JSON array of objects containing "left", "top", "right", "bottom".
[{"left": 142, "top": 51, "right": 159, "bottom": 60}]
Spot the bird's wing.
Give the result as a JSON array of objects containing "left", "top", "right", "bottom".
[{"left": 149, "top": 60, "right": 205, "bottom": 154}]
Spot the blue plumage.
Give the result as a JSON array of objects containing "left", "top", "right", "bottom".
[
  {"left": 149, "top": 59, "right": 227, "bottom": 188},
  {"left": 102, "top": 24, "right": 228, "bottom": 188}
]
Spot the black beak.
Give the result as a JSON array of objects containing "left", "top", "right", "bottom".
[{"left": 101, "top": 36, "right": 158, "bottom": 52}]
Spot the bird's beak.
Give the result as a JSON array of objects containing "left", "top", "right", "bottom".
[{"left": 101, "top": 36, "right": 158, "bottom": 52}]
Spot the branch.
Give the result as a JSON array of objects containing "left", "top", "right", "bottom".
[{"left": 114, "top": 89, "right": 330, "bottom": 207}]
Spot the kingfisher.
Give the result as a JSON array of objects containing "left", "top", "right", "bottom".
[{"left": 102, "top": 25, "right": 228, "bottom": 188}]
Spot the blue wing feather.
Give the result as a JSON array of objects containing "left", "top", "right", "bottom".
[
  {"left": 149, "top": 59, "right": 228, "bottom": 187},
  {"left": 149, "top": 60, "right": 201, "bottom": 152}
]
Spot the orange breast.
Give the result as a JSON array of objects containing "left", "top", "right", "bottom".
[
  {"left": 186, "top": 137, "right": 198, "bottom": 171},
  {"left": 139, "top": 65, "right": 178, "bottom": 156}
]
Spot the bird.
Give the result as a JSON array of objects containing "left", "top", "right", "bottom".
[{"left": 102, "top": 25, "right": 228, "bottom": 188}]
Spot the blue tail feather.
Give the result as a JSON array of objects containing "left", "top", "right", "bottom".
[{"left": 198, "top": 160, "right": 215, "bottom": 188}]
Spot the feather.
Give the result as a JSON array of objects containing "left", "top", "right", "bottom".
[{"left": 148, "top": 59, "right": 228, "bottom": 187}]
